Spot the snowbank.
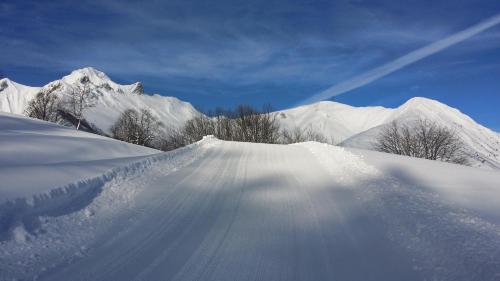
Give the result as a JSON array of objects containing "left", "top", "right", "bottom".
[
  {"left": 347, "top": 147, "right": 500, "bottom": 223},
  {"left": 0, "top": 113, "right": 159, "bottom": 202},
  {"left": 0, "top": 130, "right": 216, "bottom": 241}
]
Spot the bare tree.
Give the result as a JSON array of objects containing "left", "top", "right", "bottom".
[
  {"left": 281, "top": 127, "right": 307, "bottom": 143},
  {"left": 259, "top": 104, "right": 281, "bottom": 144},
  {"left": 24, "top": 83, "right": 62, "bottom": 122},
  {"left": 156, "top": 128, "right": 188, "bottom": 151},
  {"left": 183, "top": 114, "right": 216, "bottom": 143},
  {"left": 111, "top": 108, "right": 163, "bottom": 147},
  {"left": 231, "top": 104, "right": 280, "bottom": 143},
  {"left": 65, "top": 76, "right": 96, "bottom": 130},
  {"left": 375, "top": 119, "right": 468, "bottom": 165}
]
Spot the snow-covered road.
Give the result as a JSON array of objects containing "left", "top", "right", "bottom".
[{"left": 2, "top": 139, "right": 500, "bottom": 281}]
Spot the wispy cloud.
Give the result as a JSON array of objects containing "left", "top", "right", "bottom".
[{"left": 301, "top": 13, "right": 500, "bottom": 105}]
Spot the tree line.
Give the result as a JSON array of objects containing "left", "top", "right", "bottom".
[
  {"left": 110, "top": 104, "right": 331, "bottom": 151},
  {"left": 25, "top": 85, "right": 330, "bottom": 150}
]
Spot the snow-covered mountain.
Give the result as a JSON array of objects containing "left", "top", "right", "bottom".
[
  {"left": 277, "top": 97, "right": 500, "bottom": 170},
  {"left": 276, "top": 101, "right": 394, "bottom": 143},
  {"left": 0, "top": 67, "right": 200, "bottom": 134}
]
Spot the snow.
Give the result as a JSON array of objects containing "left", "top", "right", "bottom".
[
  {"left": 347, "top": 147, "right": 500, "bottom": 223},
  {"left": 277, "top": 101, "right": 393, "bottom": 144},
  {"left": 1, "top": 133, "right": 499, "bottom": 280},
  {"left": 0, "top": 78, "right": 39, "bottom": 114},
  {"left": 0, "top": 112, "right": 158, "bottom": 203},
  {"left": 12, "top": 225, "right": 31, "bottom": 244}
]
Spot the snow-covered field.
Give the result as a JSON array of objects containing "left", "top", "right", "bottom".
[{"left": 1, "top": 113, "right": 500, "bottom": 281}]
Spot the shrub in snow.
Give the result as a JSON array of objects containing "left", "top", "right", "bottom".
[
  {"left": 111, "top": 108, "right": 163, "bottom": 148},
  {"left": 280, "top": 126, "right": 331, "bottom": 144},
  {"left": 375, "top": 119, "right": 468, "bottom": 165}
]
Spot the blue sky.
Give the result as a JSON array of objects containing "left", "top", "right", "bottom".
[{"left": 1, "top": 0, "right": 499, "bottom": 131}]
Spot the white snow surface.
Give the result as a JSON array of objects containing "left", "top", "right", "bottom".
[
  {"left": 0, "top": 112, "right": 158, "bottom": 203},
  {"left": 0, "top": 78, "right": 39, "bottom": 114},
  {"left": 1, "top": 133, "right": 500, "bottom": 280},
  {"left": 0, "top": 67, "right": 200, "bottom": 134},
  {"left": 277, "top": 97, "right": 500, "bottom": 169},
  {"left": 277, "top": 101, "right": 393, "bottom": 143}
]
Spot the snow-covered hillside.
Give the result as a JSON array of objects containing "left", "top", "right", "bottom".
[
  {"left": 0, "top": 67, "right": 200, "bottom": 134},
  {"left": 0, "top": 112, "right": 158, "bottom": 203},
  {"left": 277, "top": 101, "right": 393, "bottom": 143},
  {"left": 277, "top": 97, "right": 500, "bottom": 169},
  {"left": 1, "top": 135, "right": 500, "bottom": 280}
]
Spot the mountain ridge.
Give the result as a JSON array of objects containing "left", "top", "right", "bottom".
[{"left": 0, "top": 67, "right": 200, "bottom": 134}]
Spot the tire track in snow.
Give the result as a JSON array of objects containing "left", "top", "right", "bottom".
[
  {"left": 170, "top": 142, "right": 252, "bottom": 281},
  {"left": 41, "top": 145, "right": 232, "bottom": 280},
  {"left": 88, "top": 149, "right": 222, "bottom": 279},
  {"left": 135, "top": 143, "right": 249, "bottom": 280}
]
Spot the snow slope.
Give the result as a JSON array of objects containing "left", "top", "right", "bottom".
[
  {"left": 277, "top": 101, "right": 393, "bottom": 143},
  {"left": 0, "top": 78, "right": 39, "bottom": 114},
  {"left": 0, "top": 112, "right": 158, "bottom": 203},
  {"left": 1, "top": 138, "right": 500, "bottom": 280},
  {"left": 0, "top": 67, "right": 200, "bottom": 134},
  {"left": 277, "top": 97, "right": 500, "bottom": 169}
]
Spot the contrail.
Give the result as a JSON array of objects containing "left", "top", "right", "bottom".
[{"left": 301, "top": 13, "right": 500, "bottom": 105}]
